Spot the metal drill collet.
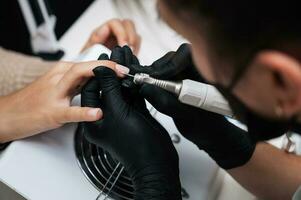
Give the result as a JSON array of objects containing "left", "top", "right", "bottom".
[{"left": 133, "top": 73, "right": 183, "bottom": 95}]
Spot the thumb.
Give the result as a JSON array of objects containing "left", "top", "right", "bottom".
[
  {"left": 93, "top": 66, "right": 127, "bottom": 114},
  {"left": 58, "top": 107, "right": 103, "bottom": 123}
]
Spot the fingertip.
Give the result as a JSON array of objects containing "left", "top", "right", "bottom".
[
  {"left": 122, "top": 45, "right": 132, "bottom": 52},
  {"left": 98, "top": 53, "right": 109, "bottom": 60},
  {"left": 60, "top": 107, "right": 103, "bottom": 123},
  {"left": 96, "top": 25, "right": 110, "bottom": 37},
  {"left": 115, "top": 64, "right": 130, "bottom": 75},
  {"left": 121, "top": 41, "right": 129, "bottom": 47},
  {"left": 116, "top": 37, "right": 128, "bottom": 47},
  {"left": 87, "top": 108, "right": 103, "bottom": 121},
  {"left": 110, "top": 46, "right": 125, "bottom": 64},
  {"left": 123, "top": 39, "right": 135, "bottom": 53},
  {"left": 178, "top": 43, "right": 191, "bottom": 51}
]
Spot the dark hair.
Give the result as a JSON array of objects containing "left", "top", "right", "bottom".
[{"left": 162, "top": 0, "right": 301, "bottom": 77}]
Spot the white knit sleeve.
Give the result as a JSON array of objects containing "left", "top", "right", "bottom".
[{"left": 0, "top": 47, "right": 55, "bottom": 96}]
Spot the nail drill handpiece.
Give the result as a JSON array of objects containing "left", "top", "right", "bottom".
[{"left": 132, "top": 73, "right": 233, "bottom": 117}]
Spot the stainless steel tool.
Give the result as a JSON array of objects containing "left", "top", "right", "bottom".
[{"left": 130, "top": 73, "right": 233, "bottom": 117}]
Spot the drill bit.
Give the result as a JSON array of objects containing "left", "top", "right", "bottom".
[
  {"left": 133, "top": 73, "right": 183, "bottom": 96},
  {"left": 122, "top": 73, "right": 135, "bottom": 78}
]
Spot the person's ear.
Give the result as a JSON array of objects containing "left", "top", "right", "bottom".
[{"left": 256, "top": 50, "right": 301, "bottom": 117}]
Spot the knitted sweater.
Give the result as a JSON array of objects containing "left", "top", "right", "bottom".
[{"left": 0, "top": 47, "right": 54, "bottom": 96}]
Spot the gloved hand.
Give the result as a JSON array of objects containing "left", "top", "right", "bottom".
[
  {"left": 81, "top": 47, "right": 182, "bottom": 199},
  {"left": 124, "top": 43, "right": 203, "bottom": 88},
  {"left": 127, "top": 44, "right": 256, "bottom": 169}
]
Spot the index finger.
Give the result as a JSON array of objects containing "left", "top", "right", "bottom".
[{"left": 57, "top": 60, "right": 126, "bottom": 96}]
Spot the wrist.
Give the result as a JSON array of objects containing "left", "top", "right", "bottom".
[
  {"left": 0, "top": 94, "right": 43, "bottom": 142},
  {"left": 202, "top": 126, "right": 256, "bottom": 169},
  {"left": 208, "top": 138, "right": 256, "bottom": 169},
  {"left": 188, "top": 115, "right": 256, "bottom": 169}
]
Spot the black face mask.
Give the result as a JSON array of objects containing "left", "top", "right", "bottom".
[
  {"left": 212, "top": 49, "right": 298, "bottom": 142},
  {"left": 215, "top": 84, "right": 294, "bottom": 142}
]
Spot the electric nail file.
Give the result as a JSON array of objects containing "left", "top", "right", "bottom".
[{"left": 130, "top": 73, "right": 233, "bottom": 117}]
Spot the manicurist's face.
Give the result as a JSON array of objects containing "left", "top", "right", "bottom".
[{"left": 158, "top": 0, "right": 301, "bottom": 121}]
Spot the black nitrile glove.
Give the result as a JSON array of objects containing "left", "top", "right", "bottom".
[
  {"left": 81, "top": 48, "right": 182, "bottom": 199},
  {"left": 103, "top": 45, "right": 141, "bottom": 88},
  {"left": 140, "top": 85, "right": 255, "bottom": 169},
  {"left": 125, "top": 43, "right": 203, "bottom": 88},
  {"left": 126, "top": 43, "right": 256, "bottom": 169}
]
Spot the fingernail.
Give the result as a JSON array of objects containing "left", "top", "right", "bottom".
[
  {"left": 88, "top": 108, "right": 102, "bottom": 118},
  {"left": 121, "top": 41, "right": 129, "bottom": 47},
  {"left": 96, "top": 26, "right": 109, "bottom": 36},
  {"left": 116, "top": 64, "right": 130, "bottom": 74}
]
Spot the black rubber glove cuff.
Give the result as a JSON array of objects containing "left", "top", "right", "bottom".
[
  {"left": 174, "top": 115, "right": 256, "bottom": 170},
  {"left": 202, "top": 130, "right": 256, "bottom": 169}
]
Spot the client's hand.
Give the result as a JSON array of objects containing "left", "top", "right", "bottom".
[
  {"left": 82, "top": 19, "right": 141, "bottom": 55},
  {"left": 0, "top": 60, "right": 124, "bottom": 142},
  {"left": 81, "top": 66, "right": 182, "bottom": 200}
]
